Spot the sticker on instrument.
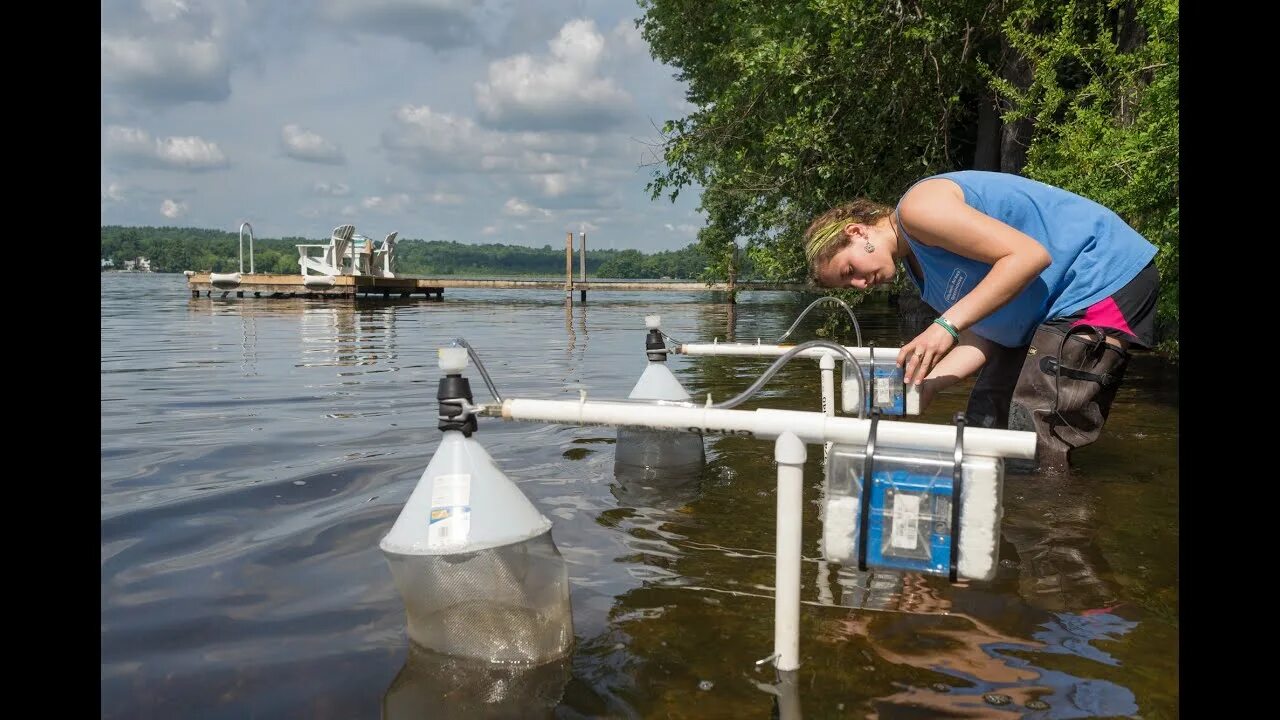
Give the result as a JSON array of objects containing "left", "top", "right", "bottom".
[
  {"left": 890, "top": 493, "right": 920, "bottom": 549},
  {"left": 428, "top": 473, "right": 472, "bottom": 548},
  {"left": 874, "top": 377, "right": 897, "bottom": 406}
]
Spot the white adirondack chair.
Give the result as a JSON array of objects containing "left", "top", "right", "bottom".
[
  {"left": 371, "top": 231, "right": 398, "bottom": 278},
  {"left": 297, "top": 224, "right": 356, "bottom": 277}
]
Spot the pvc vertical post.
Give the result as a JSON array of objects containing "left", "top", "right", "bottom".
[{"left": 773, "top": 431, "right": 806, "bottom": 671}]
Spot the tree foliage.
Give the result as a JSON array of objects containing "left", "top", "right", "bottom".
[
  {"left": 638, "top": 0, "right": 1178, "bottom": 351},
  {"left": 996, "top": 0, "right": 1178, "bottom": 351}
]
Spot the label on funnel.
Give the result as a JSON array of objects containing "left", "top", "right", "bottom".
[{"left": 427, "top": 473, "right": 472, "bottom": 548}]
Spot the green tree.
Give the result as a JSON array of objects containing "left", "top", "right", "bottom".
[
  {"left": 637, "top": 0, "right": 1178, "bottom": 350},
  {"left": 994, "top": 0, "right": 1178, "bottom": 351},
  {"left": 597, "top": 249, "right": 647, "bottom": 278}
]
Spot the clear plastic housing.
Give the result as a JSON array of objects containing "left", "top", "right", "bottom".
[
  {"left": 822, "top": 443, "right": 1004, "bottom": 581},
  {"left": 384, "top": 530, "right": 574, "bottom": 663},
  {"left": 842, "top": 359, "right": 907, "bottom": 415}
]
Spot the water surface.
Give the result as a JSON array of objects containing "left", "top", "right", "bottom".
[{"left": 101, "top": 273, "right": 1178, "bottom": 718}]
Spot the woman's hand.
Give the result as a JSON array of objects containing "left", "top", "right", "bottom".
[{"left": 897, "top": 322, "right": 957, "bottom": 385}]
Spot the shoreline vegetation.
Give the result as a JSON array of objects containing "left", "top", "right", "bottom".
[{"left": 100, "top": 225, "right": 728, "bottom": 281}]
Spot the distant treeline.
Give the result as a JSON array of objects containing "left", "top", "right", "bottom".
[{"left": 100, "top": 226, "right": 760, "bottom": 280}]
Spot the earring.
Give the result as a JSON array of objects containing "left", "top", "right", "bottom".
[{"left": 864, "top": 242, "right": 875, "bottom": 253}]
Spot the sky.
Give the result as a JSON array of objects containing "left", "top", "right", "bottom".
[{"left": 100, "top": 0, "right": 706, "bottom": 251}]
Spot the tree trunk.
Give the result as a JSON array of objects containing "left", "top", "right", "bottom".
[
  {"left": 997, "top": 39, "right": 1034, "bottom": 175},
  {"left": 973, "top": 91, "right": 1002, "bottom": 171}
]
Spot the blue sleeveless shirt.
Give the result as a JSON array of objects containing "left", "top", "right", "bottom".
[{"left": 897, "top": 170, "right": 1157, "bottom": 347}]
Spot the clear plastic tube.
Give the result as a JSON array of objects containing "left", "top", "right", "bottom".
[
  {"left": 777, "top": 297, "right": 863, "bottom": 348},
  {"left": 450, "top": 338, "right": 502, "bottom": 403},
  {"left": 709, "top": 340, "right": 866, "bottom": 418}
]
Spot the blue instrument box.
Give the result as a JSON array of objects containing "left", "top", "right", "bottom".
[
  {"left": 863, "top": 469, "right": 954, "bottom": 575},
  {"left": 853, "top": 361, "right": 906, "bottom": 415}
]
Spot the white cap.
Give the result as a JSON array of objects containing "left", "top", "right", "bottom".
[
  {"left": 437, "top": 346, "right": 468, "bottom": 374},
  {"left": 645, "top": 315, "right": 662, "bottom": 330}
]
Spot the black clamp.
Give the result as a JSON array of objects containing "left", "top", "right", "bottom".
[
  {"left": 948, "top": 412, "right": 965, "bottom": 583},
  {"left": 645, "top": 328, "right": 668, "bottom": 362},
  {"left": 866, "top": 342, "right": 876, "bottom": 411},
  {"left": 856, "top": 408, "right": 881, "bottom": 572},
  {"left": 437, "top": 374, "right": 477, "bottom": 437}
]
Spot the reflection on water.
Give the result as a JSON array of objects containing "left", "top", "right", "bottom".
[
  {"left": 815, "top": 604, "right": 1140, "bottom": 718},
  {"left": 610, "top": 458, "right": 704, "bottom": 512},
  {"left": 104, "top": 275, "right": 1177, "bottom": 718},
  {"left": 297, "top": 303, "right": 399, "bottom": 370}
]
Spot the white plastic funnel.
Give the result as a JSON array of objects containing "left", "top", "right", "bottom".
[{"left": 380, "top": 431, "right": 551, "bottom": 555}]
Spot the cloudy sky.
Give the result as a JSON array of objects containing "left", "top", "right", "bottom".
[{"left": 101, "top": 0, "right": 706, "bottom": 251}]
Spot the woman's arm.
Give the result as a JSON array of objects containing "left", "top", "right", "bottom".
[
  {"left": 897, "top": 178, "right": 1051, "bottom": 384},
  {"left": 916, "top": 331, "right": 994, "bottom": 410}
]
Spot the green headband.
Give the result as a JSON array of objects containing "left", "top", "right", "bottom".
[{"left": 804, "top": 218, "right": 847, "bottom": 262}]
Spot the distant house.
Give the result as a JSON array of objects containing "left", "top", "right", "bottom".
[
  {"left": 101, "top": 258, "right": 114, "bottom": 269},
  {"left": 120, "top": 257, "right": 152, "bottom": 272}
]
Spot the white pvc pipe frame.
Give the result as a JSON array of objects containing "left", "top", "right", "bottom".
[
  {"left": 678, "top": 342, "right": 893, "bottom": 360},
  {"left": 489, "top": 396, "right": 1035, "bottom": 671}
]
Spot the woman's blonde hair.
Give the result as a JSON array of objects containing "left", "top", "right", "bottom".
[{"left": 802, "top": 199, "right": 894, "bottom": 282}]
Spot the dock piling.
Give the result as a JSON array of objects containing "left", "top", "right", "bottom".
[
  {"left": 564, "top": 232, "right": 574, "bottom": 303},
  {"left": 579, "top": 231, "right": 587, "bottom": 302}
]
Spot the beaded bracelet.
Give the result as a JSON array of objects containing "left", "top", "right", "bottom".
[{"left": 933, "top": 316, "right": 960, "bottom": 340}]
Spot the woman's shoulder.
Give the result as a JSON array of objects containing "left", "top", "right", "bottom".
[{"left": 898, "top": 177, "right": 966, "bottom": 216}]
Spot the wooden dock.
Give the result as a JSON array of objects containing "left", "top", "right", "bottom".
[
  {"left": 187, "top": 272, "right": 809, "bottom": 299},
  {"left": 187, "top": 273, "right": 445, "bottom": 299}
]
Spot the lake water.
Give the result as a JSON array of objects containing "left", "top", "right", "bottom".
[{"left": 101, "top": 272, "right": 1178, "bottom": 718}]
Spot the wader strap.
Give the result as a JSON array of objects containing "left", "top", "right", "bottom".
[
  {"left": 1039, "top": 356, "right": 1120, "bottom": 387},
  {"left": 1049, "top": 324, "right": 1114, "bottom": 431}
]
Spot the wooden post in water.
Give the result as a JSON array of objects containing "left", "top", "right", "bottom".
[
  {"left": 727, "top": 244, "right": 739, "bottom": 304},
  {"left": 579, "top": 231, "right": 587, "bottom": 302},
  {"left": 564, "top": 232, "right": 573, "bottom": 303}
]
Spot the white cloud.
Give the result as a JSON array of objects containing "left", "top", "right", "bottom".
[
  {"left": 361, "top": 194, "right": 413, "bottom": 213},
  {"left": 141, "top": 0, "right": 191, "bottom": 23},
  {"left": 282, "top": 124, "right": 345, "bottom": 164},
  {"left": 101, "top": 35, "right": 230, "bottom": 104},
  {"left": 318, "top": 0, "right": 480, "bottom": 49},
  {"left": 535, "top": 173, "right": 570, "bottom": 197},
  {"left": 312, "top": 181, "right": 351, "bottom": 196},
  {"left": 104, "top": 126, "right": 229, "bottom": 171},
  {"left": 382, "top": 105, "right": 625, "bottom": 179},
  {"left": 102, "top": 182, "right": 127, "bottom": 203},
  {"left": 99, "top": 2, "right": 705, "bottom": 250},
  {"left": 161, "top": 198, "right": 188, "bottom": 218},
  {"left": 475, "top": 19, "right": 632, "bottom": 130},
  {"left": 610, "top": 17, "right": 647, "bottom": 55},
  {"left": 502, "top": 197, "right": 551, "bottom": 219},
  {"left": 382, "top": 105, "right": 497, "bottom": 172},
  {"left": 481, "top": 224, "right": 499, "bottom": 235}
]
